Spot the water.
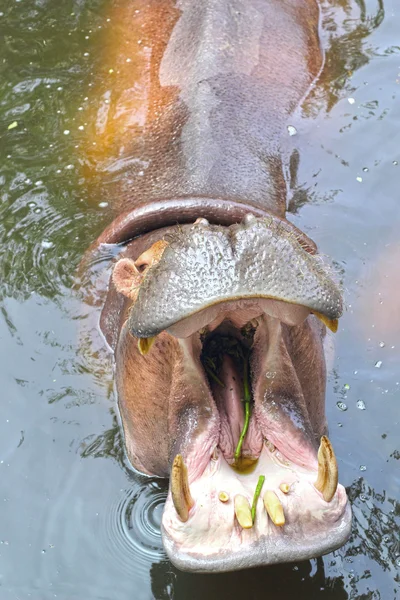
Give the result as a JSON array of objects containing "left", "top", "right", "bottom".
[{"left": 0, "top": 0, "right": 399, "bottom": 598}]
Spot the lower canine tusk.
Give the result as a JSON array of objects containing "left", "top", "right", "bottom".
[
  {"left": 234, "top": 495, "right": 253, "bottom": 529},
  {"left": 263, "top": 491, "right": 285, "bottom": 526},
  {"left": 314, "top": 435, "right": 339, "bottom": 502},
  {"left": 171, "top": 454, "right": 194, "bottom": 522}
]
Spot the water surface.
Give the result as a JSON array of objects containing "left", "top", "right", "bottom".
[{"left": 0, "top": 1, "right": 399, "bottom": 598}]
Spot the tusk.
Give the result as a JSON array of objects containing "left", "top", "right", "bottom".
[
  {"left": 279, "top": 483, "right": 290, "bottom": 494},
  {"left": 171, "top": 454, "right": 194, "bottom": 522},
  {"left": 263, "top": 491, "right": 285, "bottom": 526},
  {"left": 137, "top": 336, "right": 156, "bottom": 355},
  {"left": 234, "top": 495, "right": 253, "bottom": 529},
  {"left": 314, "top": 435, "right": 338, "bottom": 502},
  {"left": 313, "top": 311, "right": 338, "bottom": 333}
]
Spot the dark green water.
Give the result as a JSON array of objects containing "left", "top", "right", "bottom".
[{"left": 0, "top": 1, "right": 399, "bottom": 598}]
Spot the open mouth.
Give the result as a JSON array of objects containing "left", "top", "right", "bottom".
[
  {"left": 160, "top": 302, "right": 351, "bottom": 572},
  {"left": 112, "top": 216, "right": 351, "bottom": 571}
]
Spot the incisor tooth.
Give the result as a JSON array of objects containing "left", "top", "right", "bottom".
[
  {"left": 263, "top": 491, "right": 285, "bottom": 526},
  {"left": 314, "top": 435, "right": 338, "bottom": 502},
  {"left": 171, "top": 454, "right": 194, "bottom": 522},
  {"left": 234, "top": 495, "right": 253, "bottom": 529}
]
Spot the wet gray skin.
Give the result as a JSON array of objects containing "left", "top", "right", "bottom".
[
  {"left": 0, "top": 0, "right": 399, "bottom": 597},
  {"left": 128, "top": 216, "right": 342, "bottom": 339}
]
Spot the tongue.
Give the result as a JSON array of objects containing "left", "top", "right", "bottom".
[{"left": 210, "top": 354, "right": 262, "bottom": 461}]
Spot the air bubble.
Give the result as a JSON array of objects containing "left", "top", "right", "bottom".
[
  {"left": 357, "top": 400, "right": 366, "bottom": 410},
  {"left": 359, "top": 465, "right": 366, "bottom": 471},
  {"left": 336, "top": 402, "right": 347, "bottom": 412}
]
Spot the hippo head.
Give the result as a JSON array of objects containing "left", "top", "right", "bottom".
[{"left": 107, "top": 214, "right": 351, "bottom": 572}]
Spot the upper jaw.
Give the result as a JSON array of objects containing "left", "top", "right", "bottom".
[{"left": 126, "top": 216, "right": 342, "bottom": 339}]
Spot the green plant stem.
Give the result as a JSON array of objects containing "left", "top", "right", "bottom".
[
  {"left": 251, "top": 475, "right": 265, "bottom": 523},
  {"left": 204, "top": 365, "right": 225, "bottom": 388},
  {"left": 234, "top": 401, "right": 250, "bottom": 461},
  {"left": 234, "top": 353, "right": 251, "bottom": 461}
]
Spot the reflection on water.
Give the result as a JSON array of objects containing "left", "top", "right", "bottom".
[{"left": 0, "top": 0, "right": 399, "bottom": 598}]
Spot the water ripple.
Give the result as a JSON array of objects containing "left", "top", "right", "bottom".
[{"left": 100, "top": 481, "right": 167, "bottom": 578}]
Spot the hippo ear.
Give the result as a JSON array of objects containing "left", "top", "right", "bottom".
[{"left": 112, "top": 258, "right": 142, "bottom": 300}]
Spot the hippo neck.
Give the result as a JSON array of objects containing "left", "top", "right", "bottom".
[{"left": 109, "top": 0, "right": 322, "bottom": 221}]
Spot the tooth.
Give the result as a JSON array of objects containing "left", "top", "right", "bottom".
[
  {"left": 313, "top": 311, "right": 338, "bottom": 333},
  {"left": 234, "top": 495, "right": 253, "bottom": 529},
  {"left": 264, "top": 439, "right": 276, "bottom": 453},
  {"left": 279, "top": 483, "right": 290, "bottom": 494},
  {"left": 137, "top": 336, "right": 156, "bottom": 355},
  {"left": 314, "top": 435, "right": 338, "bottom": 502},
  {"left": 218, "top": 491, "right": 230, "bottom": 503},
  {"left": 263, "top": 491, "right": 285, "bottom": 526},
  {"left": 243, "top": 213, "right": 257, "bottom": 226},
  {"left": 194, "top": 218, "right": 209, "bottom": 226},
  {"left": 171, "top": 454, "right": 194, "bottom": 522}
]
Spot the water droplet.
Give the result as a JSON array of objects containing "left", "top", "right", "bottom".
[
  {"left": 357, "top": 400, "right": 366, "bottom": 410},
  {"left": 393, "top": 161, "right": 398, "bottom": 166},
  {"left": 337, "top": 401, "right": 347, "bottom": 412},
  {"left": 337, "top": 422, "right": 343, "bottom": 428},
  {"left": 359, "top": 465, "right": 367, "bottom": 471},
  {"left": 362, "top": 167, "right": 369, "bottom": 172},
  {"left": 287, "top": 125, "right": 297, "bottom": 136},
  {"left": 98, "top": 202, "right": 108, "bottom": 208},
  {"left": 395, "top": 556, "right": 400, "bottom": 567},
  {"left": 356, "top": 176, "right": 363, "bottom": 183},
  {"left": 41, "top": 549, "right": 46, "bottom": 554},
  {"left": 63, "top": 129, "right": 70, "bottom": 135},
  {"left": 344, "top": 383, "right": 350, "bottom": 390},
  {"left": 360, "top": 494, "right": 367, "bottom": 502},
  {"left": 348, "top": 97, "right": 355, "bottom": 105},
  {"left": 83, "top": 52, "right": 89, "bottom": 57},
  {"left": 41, "top": 240, "right": 53, "bottom": 249},
  {"left": 379, "top": 341, "right": 385, "bottom": 348},
  {"left": 375, "top": 360, "right": 382, "bottom": 368},
  {"left": 78, "top": 125, "right": 84, "bottom": 131},
  {"left": 35, "top": 180, "right": 43, "bottom": 186}
]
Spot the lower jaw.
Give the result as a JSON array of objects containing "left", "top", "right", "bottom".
[
  {"left": 161, "top": 446, "right": 351, "bottom": 573},
  {"left": 162, "top": 503, "right": 352, "bottom": 572}
]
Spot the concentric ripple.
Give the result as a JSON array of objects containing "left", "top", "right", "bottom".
[{"left": 101, "top": 480, "right": 168, "bottom": 578}]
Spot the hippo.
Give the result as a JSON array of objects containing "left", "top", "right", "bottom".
[{"left": 89, "top": 0, "right": 352, "bottom": 573}]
